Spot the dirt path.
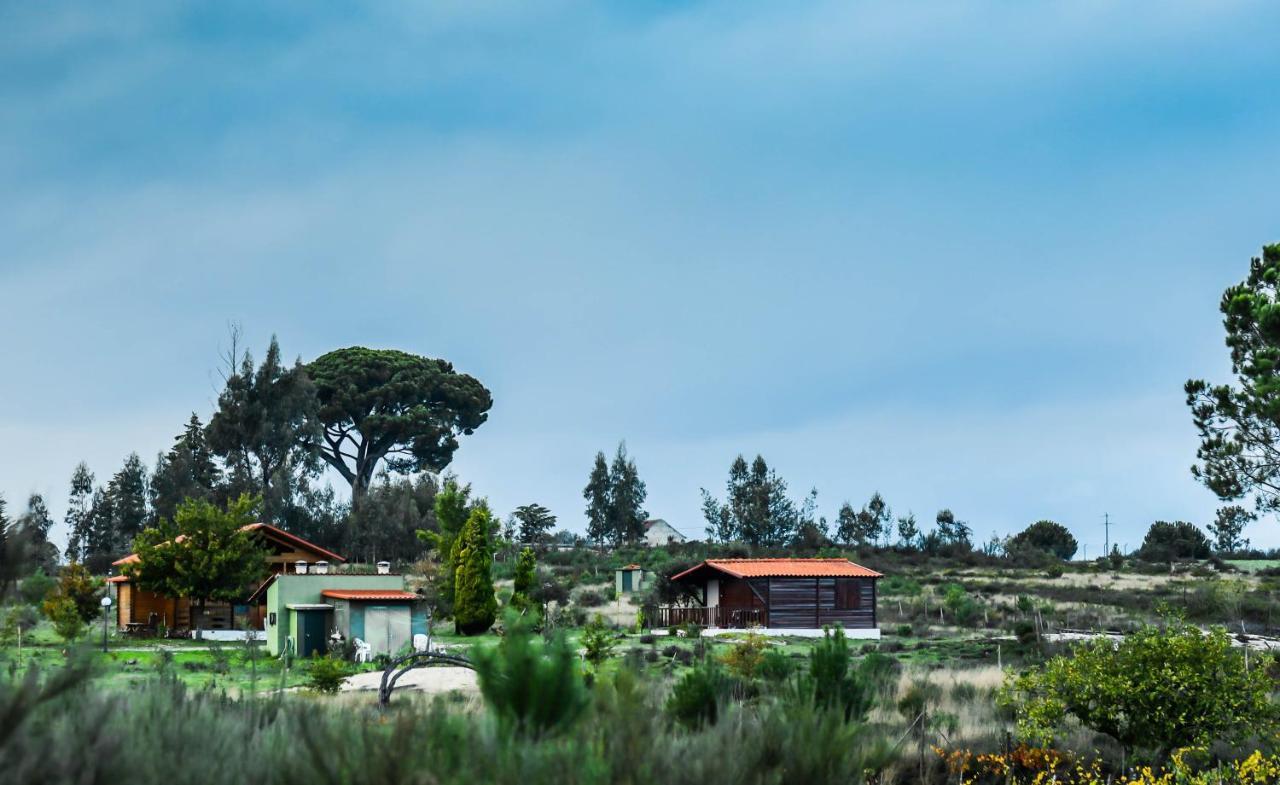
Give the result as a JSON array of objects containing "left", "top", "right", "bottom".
[{"left": 341, "top": 666, "right": 479, "bottom": 696}]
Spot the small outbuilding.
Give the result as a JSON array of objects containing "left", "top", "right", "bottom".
[
  {"left": 254, "top": 572, "right": 428, "bottom": 658},
  {"left": 653, "top": 558, "right": 883, "bottom": 638},
  {"left": 615, "top": 564, "right": 646, "bottom": 595}
]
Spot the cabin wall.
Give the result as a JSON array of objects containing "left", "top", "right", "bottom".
[{"left": 766, "top": 577, "right": 877, "bottom": 629}]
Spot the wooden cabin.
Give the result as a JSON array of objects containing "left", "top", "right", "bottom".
[
  {"left": 654, "top": 558, "right": 883, "bottom": 638},
  {"left": 106, "top": 523, "right": 345, "bottom": 634}
]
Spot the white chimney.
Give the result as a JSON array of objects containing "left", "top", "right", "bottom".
[
  {"left": 376, "top": 561, "right": 391, "bottom": 575},
  {"left": 294, "top": 561, "right": 308, "bottom": 575},
  {"left": 313, "top": 561, "right": 329, "bottom": 575}
]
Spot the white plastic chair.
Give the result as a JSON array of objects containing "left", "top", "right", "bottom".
[
  {"left": 353, "top": 638, "right": 372, "bottom": 663},
  {"left": 413, "top": 633, "right": 429, "bottom": 652}
]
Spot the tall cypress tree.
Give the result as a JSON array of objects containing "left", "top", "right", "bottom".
[
  {"left": 510, "top": 547, "right": 537, "bottom": 614},
  {"left": 151, "top": 414, "right": 223, "bottom": 523},
  {"left": 453, "top": 507, "right": 497, "bottom": 635}
]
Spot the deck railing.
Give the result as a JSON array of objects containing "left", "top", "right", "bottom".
[{"left": 649, "top": 605, "right": 767, "bottom": 629}]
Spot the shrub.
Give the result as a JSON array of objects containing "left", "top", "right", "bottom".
[
  {"left": 1043, "top": 564, "right": 1065, "bottom": 579},
  {"left": 803, "top": 626, "right": 877, "bottom": 722},
  {"left": 639, "top": 633, "right": 656, "bottom": 645},
  {"left": 1138, "top": 520, "right": 1211, "bottom": 562},
  {"left": 1000, "top": 618, "right": 1277, "bottom": 753},
  {"left": 472, "top": 612, "right": 589, "bottom": 736},
  {"left": 721, "top": 634, "right": 767, "bottom": 679},
  {"left": 575, "top": 589, "right": 606, "bottom": 607},
  {"left": 17, "top": 569, "right": 56, "bottom": 607},
  {"left": 510, "top": 547, "right": 537, "bottom": 613},
  {"left": 43, "top": 596, "right": 85, "bottom": 644},
  {"left": 581, "top": 614, "right": 617, "bottom": 665},
  {"left": 1009, "top": 520, "right": 1078, "bottom": 560},
  {"left": 667, "top": 658, "right": 731, "bottom": 728},
  {"left": 757, "top": 648, "right": 794, "bottom": 682},
  {"left": 1013, "top": 620, "right": 1038, "bottom": 645},
  {"left": 684, "top": 623, "right": 702, "bottom": 638},
  {"left": 306, "top": 655, "right": 352, "bottom": 694},
  {"left": 453, "top": 508, "right": 498, "bottom": 635},
  {"left": 894, "top": 623, "right": 913, "bottom": 637}
]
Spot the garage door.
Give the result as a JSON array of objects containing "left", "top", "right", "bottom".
[{"left": 364, "top": 606, "right": 410, "bottom": 656}]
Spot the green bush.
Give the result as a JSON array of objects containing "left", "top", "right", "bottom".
[
  {"left": 453, "top": 508, "right": 498, "bottom": 635},
  {"left": 667, "top": 657, "right": 731, "bottom": 728},
  {"left": 306, "top": 655, "right": 352, "bottom": 694},
  {"left": 757, "top": 648, "right": 794, "bottom": 682},
  {"left": 803, "top": 626, "right": 877, "bottom": 722},
  {"left": 472, "top": 612, "right": 588, "bottom": 737},
  {"left": 580, "top": 614, "right": 617, "bottom": 665},
  {"left": 720, "top": 634, "right": 767, "bottom": 679}
]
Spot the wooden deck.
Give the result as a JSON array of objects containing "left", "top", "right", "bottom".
[{"left": 650, "top": 605, "right": 767, "bottom": 629}]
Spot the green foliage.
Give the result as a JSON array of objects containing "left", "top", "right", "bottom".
[
  {"left": 1009, "top": 520, "right": 1078, "bottom": 560},
  {"left": 941, "top": 583, "right": 980, "bottom": 625},
  {"left": 150, "top": 413, "right": 223, "bottom": 525},
  {"left": 1209, "top": 505, "right": 1254, "bottom": 553},
  {"left": 45, "top": 563, "right": 101, "bottom": 624},
  {"left": 510, "top": 547, "right": 537, "bottom": 614},
  {"left": 43, "top": 595, "right": 86, "bottom": 643},
  {"left": 453, "top": 507, "right": 498, "bottom": 635},
  {"left": 667, "top": 657, "right": 731, "bottom": 728},
  {"left": 306, "top": 654, "right": 352, "bottom": 694},
  {"left": 418, "top": 476, "right": 481, "bottom": 614},
  {"left": 1138, "top": 520, "right": 1211, "bottom": 562},
  {"left": 1187, "top": 244, "right": 1280, "bottom": 515},
  {"left": 471, "top": 612, "right": 588, "bottom": 736},
  {"left": 17, "top": 569, "right": 56, "bottom": 607},
  {"left": 803, "top": 625, "right": 878, "bottom": 722},
  {"left": 580, "top": 614, "right": 617, "bottom": 664},
  {"left": 720, "top": 633, "right": 768, "bottom": 679},
  {"left": 757, "top": 647, "right": 795, "bottom": 682},
  {"left": 581, "top": 443, "right": 648, "bottom": 546},
  {"left": 512, "top": 504, "right": 557, "bottom": 544},
  {"left": 307, "top": 346, "right": 492, "bottom": 497},
  {"left": 700, "top": 454, "right": 818, "bottom": 546},
  {"left": 835, "top": 492, "right": 891, "bottom": 547},
  {"left": 126, "top": 495, "right": 269, "bottom": 637},
  {"left": 1001, "top": 618, "right": 1277, "bottom": 753}
]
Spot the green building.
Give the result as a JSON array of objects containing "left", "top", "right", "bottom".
[{"left": 255, "top": 572, "right": 429, "bottom": 658}]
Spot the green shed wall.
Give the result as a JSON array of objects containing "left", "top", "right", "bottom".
[{"left": 264, "top": 574, "right": 410, "bottom": 656}]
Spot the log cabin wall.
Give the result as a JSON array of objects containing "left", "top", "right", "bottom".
[{"left": 766, "top": 577, "right": 877, "bottom": 629}]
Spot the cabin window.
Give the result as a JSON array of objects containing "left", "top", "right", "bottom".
[{"left": 836, "top": 579, "right": 861, "bottom": 610}]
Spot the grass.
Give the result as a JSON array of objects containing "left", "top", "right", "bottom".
[{"left": 1225, "top": 559, "right": 1280, "bottom": 573}]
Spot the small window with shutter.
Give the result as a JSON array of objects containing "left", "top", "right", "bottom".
[{"left": 836, "top": 579, "right": 862, "bottom": 610}]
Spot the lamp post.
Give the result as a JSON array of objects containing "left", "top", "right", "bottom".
[{"left": 100, "top": 595, "right": 113, "bottom": 653}]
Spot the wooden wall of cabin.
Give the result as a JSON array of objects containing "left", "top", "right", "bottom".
[{"left": 766, "top": 577, "right": 877, "bottom": 629}]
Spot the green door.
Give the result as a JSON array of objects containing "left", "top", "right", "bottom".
[
  {"left": 298, "top": 610, "right": 329, "bottom": 657},
  {"left": 621, "top": 571, "right": 633, "bottom": 592}
]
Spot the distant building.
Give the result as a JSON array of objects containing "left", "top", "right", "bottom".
[
  {"left": 642, "top": 518, "right": 687, "bottom": 547},
  {"left": 615, "top": 564, "right": 646, "bottom": 595}
]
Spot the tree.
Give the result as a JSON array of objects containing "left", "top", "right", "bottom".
[
  {"left": 346, "top": 473, "right": 438, "bottom": 565},
  {"left": 43, "top": 595, "right": 85, "bottom": 645},
  {"left": 64, "top": 462, "right": 95, "bottom": 564},
  {"left": 1209, "top": 504, "right": 1254, "bottom": 553},
  {"left": 1138, "top": 520, "right": 1211, "bottom": 562},
  {"left": 104, "top": 453, "right": 150, "bottom": 558},
  {"left": 453, "top": 507, "right": 498, "bottom": 635},
  {"left": 583, "top": 452, "right": 611, "bottom": 545},
  {"left": 15, "top": 494, "right": 58, "bottom": 574},
  {"left": 835, "top": 492, "right": 891, "bottom": 547},
  {"left": 306, "top": 347, "right": 492, "bottom": 500},
  {"left": 42, "top": 563, "right": 101, "bottom": 625},
  {"left": 896, "top": 512, "right": 920, "bottom": 549},
  {"left": 1001, "top": 618, "right": 1276, "bottom": 755},
  {"left": 151, "top": 413, "right": 223, "bottom": 524},
  {"left": 125, "top": 495, "right": 269, "bottom": 640},
  {"left": 934, "top": 509, "right": 972, "bottom": 550},
  {"left": 208, "top": 335, "right": 319, "bottom": 524},
  {"left": 607, "top": 443, "right": 648, "bottom": 546},
  {"left": 471, "top": 612, "right": 587, "bottom": 737},
  {"left": 417, "top": 476, "right": 480, "bottom": 614},
  {"left": 1186, "top": 244, "right": 1280, "bottom": 516},
  {"left": 1008, "top": 520, "right": 1078, "bottom": 561},
  {"left": 512, "top": 503, "right": 557, "bottom": 545},
  {"left": 510, "top": 547, "right": 537, "bottom": 614},
  {"left": 700, "top": 455, "right": 813, "bottom": 546}
]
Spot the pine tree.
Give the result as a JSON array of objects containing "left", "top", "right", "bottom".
[
  {"left": 935, "top": 509, "right": 972, "bottom": 549},
  {"left": 896, "top": 512, "right": 920, "bottom": 549},
  {"left": 64, "top": 462, "right": 95, "bottom": 563},
  {"left": 106, "top": 453, "right": 150, "bottom": 555},
  {"left": 1208, "top": 505, "right": 1254, "bottom": 553},
  {"left": 512, "top": 503, "right": 557, "bottom": 544},
  {"left": 701, "top": 454, "right": 805, "bottom": 546},
  {"left": 15, "top": 494, "right": 58, "bottom": 574},
  {"left": 583, "top": 452, "right": 611, "bottom": 545},
  {"left": 607, "top": 443, "right": 648, "bottom": 546},
  {"left": 417, "top": 477, "right": 478, "bottom": 615},
  {"left": 151, "top": 414, "right": 223, "bottom": 523},
  {"left": 453, "top": 507, "right": 498, "bottom": 635}
]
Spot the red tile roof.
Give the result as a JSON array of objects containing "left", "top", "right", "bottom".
[
  {"left": 621, "top": 563, "right": 642, "bottom": 570},
  {"left": 111, "top": 522, "right": 345, "bottom": 568},
  {"left": 672, "top": 558, "right": 882, "bottom": 581},
  {"left": 320, "top": 589, "right": 419, "bottom": 601}
]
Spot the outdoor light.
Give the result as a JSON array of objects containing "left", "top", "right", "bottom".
[{"left": 100, "top": 595, "right": 112, "bottom": 653}]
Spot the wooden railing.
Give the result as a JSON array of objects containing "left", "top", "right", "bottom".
[{"left": 649, "top": 605, "right": 767, "bottom": 629}]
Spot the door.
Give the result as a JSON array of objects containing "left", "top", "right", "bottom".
[
  {"left": 621, "top": 571, "right": 633, "bottom": 592},
  {"left": 364, "top": 606, "right": 411, "bottom": 656},
  {"left": 298, "top": 610, "right": 329, "bottom": 657}
]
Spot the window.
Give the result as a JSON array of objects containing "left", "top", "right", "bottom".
[{"left": 836, "top": 579, "right": 861, "bottom": 610}]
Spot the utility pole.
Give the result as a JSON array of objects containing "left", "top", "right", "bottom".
[{"left": 1104, "top": 513, "right": 1111, "bottom": 556}]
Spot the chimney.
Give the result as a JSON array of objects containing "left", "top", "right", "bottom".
[
  {"left": 294, "top": 561, "right": 308, "bottom": 575},
  {"left": 376, "top": 561, "right": 391, "bottom": 575},
  {"left": 313, "top": 561, "right": 329, "bottom": 575}
]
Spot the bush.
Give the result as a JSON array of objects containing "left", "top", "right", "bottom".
[
  {"left": 894, "top": 624, "right": 913, "bottom": 637},
  {"left": 1001, "top": 618, "right": 1277, "bottom": 752},
  {"left": 1013, "top": 620, "right": 1038, "bottom": 645},
  {"left": 472, "top": 612, "right": 588, "bottom": 737},
  {"left": 306, "top": 655, "right": 352, "bottom": 694},
  {"left": 667, "top": 658, "right": 731, "bottom": 728},
  {"left": 721, "top": 634, "right": 767, "bottom": 679},
  {"left": 1043, "top": 564, "right": 1064, "bottom": 579},
  {"left": 575, "top": 589, "right": 606, "bottom": 607},
  {"left": 1009, "top": 520, "right": 1078, "bottom": 561},
  {"left": 757, "top": 648, "right": 794, "bottom": 682},
  {"left": 42, "top": 596, "right": 85, "bottom": 644},
  {"left": 639, "top": 633, "right": 656, "bottom": 645},
  {"left": 581, "top": 614, "right": 617, "bottom": 665},
  {"left": 803, "top": 626, "right": 877, "bottom": 722},
  {"left": 1138, "top": 520, "right": 1211, "bottom": 562},
  {"left": 17, "top": 570, "right": 56, "bottom": 607}
]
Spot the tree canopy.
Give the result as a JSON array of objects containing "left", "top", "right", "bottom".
[
  {"left": 580, "top": 443, "right": 648, "bottom": 546},
  {"left": 307, "top": 347, "right": 492, "bottom": 498},
  {"left": 1187, "top": 243, "right": 1280, "bottom": 515},
  {"left": 125, "top": 495, "right": 269, "bottom": 638},
  {"left": 512, "top": 503, "right": 557, "bottom": 544},
  {"left": 1138, "top": 520, "right": 1211, "bottom": 562},
  {"left": 1008, "top": 520, "right": 1078, "bottom": 561},
  {"left": 701, "top": 455, "right": 817, "bottom": 546}
]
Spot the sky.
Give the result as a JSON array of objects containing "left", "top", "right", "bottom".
[{"left": 3, "top": 1, "right": 1280, "bottom": 556}]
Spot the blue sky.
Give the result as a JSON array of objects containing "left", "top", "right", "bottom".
[{"left": 3, "top": 1, "right": 1279, "bottom": 554}]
